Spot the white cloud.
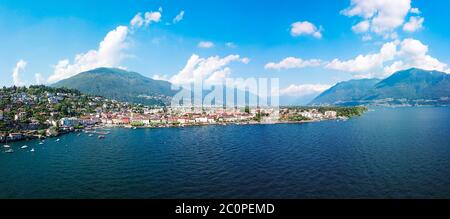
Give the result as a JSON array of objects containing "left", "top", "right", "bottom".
[
  {"left": 326, "top": 40, "right": 398, "bottom": 77},
  {"left": 279, "top": 84, "right": 332, "bottom": 97},
  {"left": 130, "top": 11, "right": 162, "bottom": 28},
  {"left": 384, "top": 38, "right": 448, "bottom": 74},
  {"left": 47, "top": 9, "right": 163, "bottom": 83},
  {"left": 342, "top": 0, "right": 413, "bottom": 37},
  {"left": 173, "top": 10, "right": 185, "bottom": 24},
  {"left": 197, "top": 41, "right": 215, "bottom": 48},
  {"left": 34, "top": 73, "right": 45, "bottom": 85},
  {"left": 240, "top": 57, "right": 250, "bottom": 64},
  {"left": 48, "top": 25, "right": 130, "bottom": 83},
  {"left": 403, "top": 16, "right": 424, "bottom": 32},
  {"left": 170, "top": 54, "right": 248, "bottom": 85},
  {"left": 410, "top": 7, "right": 420, "bottom": 14},
  {"left": 12, "top": 60, "right": 27, "bottom": 86},
  {"left": 130, "top": 13, "right": 144, "bottom": 28},
  {"left": 352, "top": 20, "right": 370, "bottom": 33},
  {"left": 265, "top": 57, "right": 322, "bottom": 70},
  {"left": 327, "top": 38, "right": 449, "bottom": 77},
  {"left": 290, "top": 21, "right": 323, "bottom": 39}
]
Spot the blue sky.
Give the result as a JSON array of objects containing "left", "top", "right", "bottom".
[{"left": 1, "top": 0, "right": 449, "bottom": 101}]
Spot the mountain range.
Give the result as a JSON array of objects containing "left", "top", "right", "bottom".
[
  {"left": 52, "top": 67, "right": 176, "bottom": 106},
  {"left": 310, "top": 68, "right": 450, "bottom": 106},
  {"left": 52, "top": 67, "right": 450, "bottom": 107}
]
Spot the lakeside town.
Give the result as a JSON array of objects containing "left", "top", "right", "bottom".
[{"left": 0, "top": 86, "right": 367, "bottom": 145}]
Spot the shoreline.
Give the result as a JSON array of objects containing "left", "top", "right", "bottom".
[{"left": 1, "top": 118, "right": 346, "bottom": 145}]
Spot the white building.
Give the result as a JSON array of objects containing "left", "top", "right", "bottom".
[
  {"left": 195, "top": 117, "right": 208, "bottom": 123},
  {"left": 60, "top": 117, "right": 80, "bottom": 127},
  {"left": 324, "top": 111, "right": 337, "bottom": 118}
]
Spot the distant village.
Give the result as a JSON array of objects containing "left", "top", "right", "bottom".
[{"left": 0, "top": 86, "right": 366, "bottom": 143}]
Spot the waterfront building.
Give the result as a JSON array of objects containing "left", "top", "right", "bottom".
[
  {"left": 324, "top": 111, "right": 337, "bottom": 118},
  {"left": 60, "top": 117, "right": 80, "bottom": 127}
]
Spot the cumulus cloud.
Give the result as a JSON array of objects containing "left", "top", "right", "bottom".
[
  {"left": 326, "top": 41, "right": 397, "bottom": 76},
  {"left": 172, "top": 10, "right": 185, "bottom": 24},
  {"left": 342, "top": 0, "right": 414, "bottom": 37},
  {"left": 34, "top": 73, "right": 45, "bottom": 85},
  {"left": 265, "top": 57, "right": 322, "bottom": 70},
  {"left": 12, "top": 60, "right": 27, "bottom": 86},
  {"left": 169, "top": 54, "right": 249, "bottom": 85},
  {"left": 130, "top": 11, "right": 162, "bottom": 28},
  {"left": 47, "top": 9, "right": 162, "bottom": 83},
  {"left": 290, "top": 21, "right": 323, "bottom": 39},
  {"left": 403, "top": 16, "right": 424, "bottom": 32},
  {"left": 197, "top": 41, "right": 215, "bottom": 48},
  {"left": 279, "top": 84, "right": 332, "bottom": 97},
  {"left": 352, "top": 20, "right": 370, "bottom": 33},
  {"left": 47, "top": 25, "right": 130, "bottom": 83},
  {"left": 384, "top": 38, "right": 448, "bottom": 74},
  {"left": 326, "top": 38, "right": 449, "bottom": 77}
]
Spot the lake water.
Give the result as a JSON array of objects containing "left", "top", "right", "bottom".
[{"left": 1, "top": 107, "right": 449, "bottom": 198}]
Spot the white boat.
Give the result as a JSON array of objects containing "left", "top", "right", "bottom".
[
  {"left": 5, "top": 149, "right": 14, "bottom": 153},
  {"left": 30, "top": 148, "right": 35, "bottom": 152},
  {"left": 21, "top": 145, "right": 28, "bottom": 149},
  {"left": 3, "top": 145, "right": 11, "bottom": 148},
  {"left": 39, "top": 142, "right": 44, "bottom": 145},
  {"left": 88, "top": 134, "right": 93, "bottom": 137},
  {"left": 55, "top": 139, "right": 60, "bottom": 142}
]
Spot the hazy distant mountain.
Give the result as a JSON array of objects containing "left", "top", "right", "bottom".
[
  {"left": 310, "top": 68, "right": 450, "bottom": 106},
  {"left": 310, "top": 79, "right": 381, "bottom": 105},
  {"left": 52, "top": 67, "right": 176, "bottom": 106}
]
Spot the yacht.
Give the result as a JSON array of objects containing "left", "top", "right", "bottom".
[
  {"left": 5, "top": 149, "right": 14, "bottom": 153},
  {"left": 30, "top": 148, "right": 35, "bottom": 152},
  {"left": 21, "top": 145, "right": 28, "bottom": 149},
  {"left": 39, "top": 142, "right": 44, "bottom": 145},
  {"left": 3, "top": 145, "right": 11, "bottom": 148}
]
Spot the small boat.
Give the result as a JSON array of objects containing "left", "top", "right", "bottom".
[
  {"left": 5, "top": 149, "right": 14, "bottom": 153},
  {"left": 3, "top": 145, "right": 11, "bottom": 148},
  {"left": 21, "top": 145, "right": 28, "bottom": 149},
  {"left": 98, "top": 135, "right": 105, "bottom": 139},
  {"left": 88, "top": 134, "right": 93, "bottom": 137},
  {"left": 77, "top": 133, "right": 81, "bottom": 136},
  {"left": 132, "top": 127, "right": 137, "bottom": 130},
  {"left": 30, "top": 148, "right": 35, "bottom": 152},
  {"left": 55, "top": 139, "right": 60, "bottom": 142},
  {"left": 39, "top": 142, "right": 44, "bottom": 145}
]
